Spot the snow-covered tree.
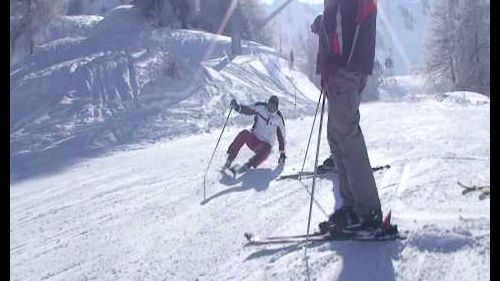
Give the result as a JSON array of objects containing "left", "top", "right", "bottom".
[
  {"left": 296, "top": 22, "right": 319, "bottom": 87},
  {"left": 10, "top": 0, "right": 67, "bottom": 66},
  {"left": 137, "top": 0, "right": 274, "bottom": 47},
  {"left": 425, "top": 0, "right": 490, "bottom": 96},
  {"left": 398, "top": 5, "right": 416, "bottom": 31},
  {"left": 238, "top": 0, "right": 275, "bottom": 47},
  {"left": 134, "top": 0, "right": 195, "bottom": 28},
  {"left": 66, "top": 0, "right": 82, "bottom": 15}
]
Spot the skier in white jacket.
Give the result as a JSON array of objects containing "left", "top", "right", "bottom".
[{"left": 225, "top": 95, "right": 286, "bottom": 174}]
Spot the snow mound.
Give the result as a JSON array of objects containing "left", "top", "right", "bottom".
[
  {"left": 10, "top": 5, "right": 318, "bottom": 160},
  {"left": 409, "top": 225, "right": 475, "bottom": 253},
  {"left": 435, "top": 91, "right": 490, "bottom": 106}
]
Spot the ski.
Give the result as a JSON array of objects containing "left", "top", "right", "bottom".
[
  {"left": 245, "top": 210, "right": 406, "bottom": 246},
  {"left": 278, "top": 164, "right": 391, "bottom": 181},
  {"left": 277, "top": 171, "right": 330, "bottom": 181},
  {"left": 244, "top": 231, "right": 325, "bottom": 241},
  {"left": 458, "top": 181, "right": 490, "bottom": 194},
  {"left": 458, "top": 181, "right": 490, "bottom": 199},
  {"left": 244, "top": 232, "right": 334, "bottom": 245},
  {"left": 244, "top": 231, "right": 406, "bottom": 246}
]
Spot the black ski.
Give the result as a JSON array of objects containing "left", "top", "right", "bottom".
[
  {"left": 278, "top": 164, "right": 391, "bottom": 181},
  {"left": 458, "top": 181, "right": 490, "bottom": 200}
]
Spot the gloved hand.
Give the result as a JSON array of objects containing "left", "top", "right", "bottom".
[
  {"left": 278, "top": 152, "right": 286, "bottom": 164},
  {"left": 311, "top": 14, "right": 322, "bottom": 34},
  {"left": 230, "top": 99, "right": 240, "bottom": 111}
]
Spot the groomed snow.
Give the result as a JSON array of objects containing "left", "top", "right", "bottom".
[
  {"left": 11, "top": 94, "right": 489, "bottom": 281},
  {"left": 11, "top": 4, "right": 489, "bottom": 281}
]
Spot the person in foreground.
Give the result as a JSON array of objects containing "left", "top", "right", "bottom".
[{"left": 312, "top": 0, "right": 387, "bottom": 237}]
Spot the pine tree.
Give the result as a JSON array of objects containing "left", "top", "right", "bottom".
[
  {"left": 10, "top": 0, "right": 67, "bottom": 66},
  {"left": 425, "top": 0, "right": 489, "bottom": 96},
  {"left": 296, "top": 22, "right": 319, "bottom": 87}
]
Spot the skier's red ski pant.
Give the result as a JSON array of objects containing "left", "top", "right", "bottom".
[{"left": 227, "top": 130, "right": 271, "bottom": 168}]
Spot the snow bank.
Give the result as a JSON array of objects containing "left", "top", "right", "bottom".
[{"left": 434, "top": 91, "right": 490, "bottom": 106}]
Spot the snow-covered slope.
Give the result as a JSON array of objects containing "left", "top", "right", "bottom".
[
  {"left": 10, "top": 3, "right": 489, "bottom": 280},
  {"left": 10, "top": 91, "right": 489, "bottom": 280},
  {"left": 10, "top": 5, "right": 318, "bottom": 180}
]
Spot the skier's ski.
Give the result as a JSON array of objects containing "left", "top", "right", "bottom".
[
  {"left": 244, "top": 231, "right": 406, "bottom": 245},
  {"left": 220, "top": 164, "right": 247, "bottom": 179},
  {"left": 458, "top": 181, "right": 490, "bottom": 199},
  {"left": 458, "top": 181, "right": 489, "bottom": 193},
  {"left": 278, "top": 164, "right": 391, "bottom": 181},
  {"left": 245, "top": 210, "right": 406, "bottom": 245},
  {"left": 244, "top": 231, "right": 324, "bottom": 241},
  {"left": 244, "top": 232, "right": 334, "bottom": 245},
  {"left": 277, "top": 171, "right": 328, "bottom": 181}
]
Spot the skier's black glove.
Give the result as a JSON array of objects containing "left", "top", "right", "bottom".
[
  {"left": 230, "top": 99, "right": 241, "bottom": 111},
  {"left": 278, "top": 152, "right": 286, "bottom": 164},
  {"left": 311, "top": 15, "right": 322, "bottom": 34}
]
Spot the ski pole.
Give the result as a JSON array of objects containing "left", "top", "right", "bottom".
[
  {"left": 299, "top": 89, "right": 323, "bottom": 180},
  {"left": 305, "top": 92, "right": 326, "bottom": 245},
  {"left": 203, "top": 107, "right": 233, "bottom": 200}
]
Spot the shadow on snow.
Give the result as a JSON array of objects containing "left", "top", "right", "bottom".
[
  {"left": 245, "top": 239, "right": 405, "bottom": 281},
  {"left": 200, "top": 164, "right": 284, "bottom": 205}
]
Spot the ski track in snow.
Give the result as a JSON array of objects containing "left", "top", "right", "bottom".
[
  {"left": 11, "top": 95, "right": 489, "bottom": 281},
  {"left": 10, "top": 5, "right": 489, "bottom": 281}
]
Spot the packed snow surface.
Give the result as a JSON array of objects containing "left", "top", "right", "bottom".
[
  {"left": 11, "top": 4, "right": 489, "bottom": 281},
  {"left": 11, "top": 93, "right": 489, "bottom": 280}
]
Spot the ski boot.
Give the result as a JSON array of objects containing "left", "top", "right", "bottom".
[
  {"left": 228, "top": 163, "right": 250, "bottom": 178},
  {"left": 318, "top": 206, "right": 360, "bottom": 238},
  {"left": 317, "top": 157, "right": 336, "bottom": 173}
]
